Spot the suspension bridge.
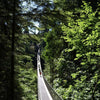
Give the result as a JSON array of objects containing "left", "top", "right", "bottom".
[{"left": 37, "top": 49, "right": 63, "bottom": 100}]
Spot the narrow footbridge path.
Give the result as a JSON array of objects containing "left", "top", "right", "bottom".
[{"left": 37, "top": 49, "right": 63, "bottom": 100}]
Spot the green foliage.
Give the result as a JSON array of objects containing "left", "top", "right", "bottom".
[
  {"left": 43, "top": 29, "right": 64, "bottom": 60},
  {"left": 15, "top": 64, "right": 37, "bottom": 100},
  {"left": 40, "top": 1, "right": 100, "bottom": 100},
  {"left": 1, "top": 0, "right": 100, "bottom": 99},
  {"left": 14, "top": 34, "right": 38, "bottom": 100}
]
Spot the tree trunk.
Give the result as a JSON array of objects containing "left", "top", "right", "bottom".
[{"left": 10, "top": 0, "right": 16, "bottom": 100}]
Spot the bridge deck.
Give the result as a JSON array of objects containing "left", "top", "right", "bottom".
[{"left": 37, "top": 50, "right": 53, "bottom": 100}]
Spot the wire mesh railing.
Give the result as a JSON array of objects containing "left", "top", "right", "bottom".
[{"left": 43, "top": 76, "right": 63, "bottom": 100}]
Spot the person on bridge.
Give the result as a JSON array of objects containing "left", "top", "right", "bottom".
[{"left": 39, "top": 68, "right": 42, "bottom": 77}]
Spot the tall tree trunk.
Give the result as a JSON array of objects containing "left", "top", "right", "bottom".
[{"left": 10, "top": 0, "right": 16, "bottom": 100}]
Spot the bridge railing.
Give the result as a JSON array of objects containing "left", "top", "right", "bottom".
[{"left": 43, "top": 76, "right": 63, "bottom": 100}]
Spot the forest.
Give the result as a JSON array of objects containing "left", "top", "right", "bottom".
[{"left": 0, "top": 0, "right": 100, "bottom": 100}]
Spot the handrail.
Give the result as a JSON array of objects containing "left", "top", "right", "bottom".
[
  {"left": 37, "top": 53, "right": 41, "bottom": 100},
  {"left": 43, "top": 76, "right": 63, "bottom": 100}
]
